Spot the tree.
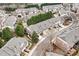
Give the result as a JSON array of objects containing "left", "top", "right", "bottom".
[
  {"left": 2, "top": 27, "right": 13, "bottom": 41},
  {"left": 0, "top": 32, "right": 2, "bottom": 37},
  {"left": 31, "top": 31, "right": 39, "bottom": 44},
  {"left": 27, "top": 11, "right": 53, "bottom": 26},
  {"left": 4, "top": 7, "right": 16, "bottom": 12},
  {"left": 15, "top": 22, "right": 25, "bottom": 37}
]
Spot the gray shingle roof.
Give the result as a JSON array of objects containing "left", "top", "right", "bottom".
[
  {"left": 4, "top": 16, "right": 17, "bottom": 27},
  {"left": 27, "top": 17, "right": 61, "bottom": 34},
  {"left": 0, "top": 37, "right": 28, "bottom": 56}
]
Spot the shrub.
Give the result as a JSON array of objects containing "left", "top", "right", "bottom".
[{"left": 0, "top": 39, "right": 5, "bottom": 48}]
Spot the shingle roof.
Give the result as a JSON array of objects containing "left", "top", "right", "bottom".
[
  {"left": 0, "top": 37, "right": 28, "bottom": 56},
  {"left": 3, "top": 16, "right": 17, "bottom": 27},
  {"left": 27, "top": 17, "right": 61, "bottom": 34}
]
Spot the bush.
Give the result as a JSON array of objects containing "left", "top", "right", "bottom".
[
  {"left": 0, "top": 38, "right": 6, "bottom": 48},
  {"left": 15, "top": 22, "right": 25, "bottom": 37},
  {"left": 31, "top": 31, "right": 39, "bottom": 44},
  {"left": 27, "top": 11, "right": 53, "bottom": 26},
  {"left": 0, "top": 39, "right": 4, "bottom": 48},
  {"left": 2, "top": 27, "right": 13, "bottom": 41}
]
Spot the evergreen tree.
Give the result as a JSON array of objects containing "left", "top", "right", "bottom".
[
  {"left": 15, "top": 22, "right": 25, "bottom": 37},
  {"left": 2, "top": 27, "right": 13, "bottom": 41},
  {"left": 31, "top": 31, "right": 39, "bottom": 44}
]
